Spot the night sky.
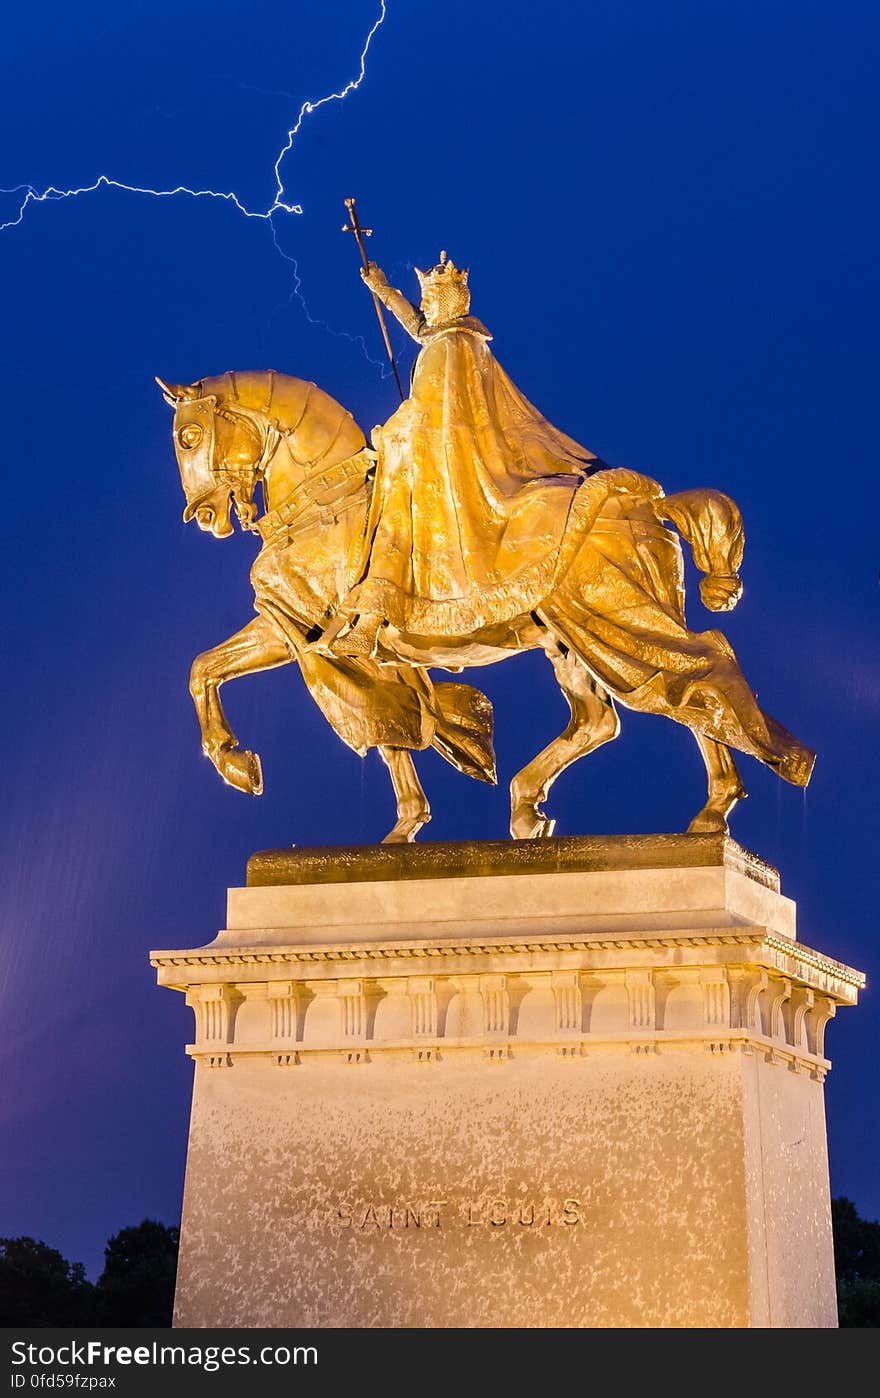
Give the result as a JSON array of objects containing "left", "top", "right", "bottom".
[{"left": 1, "top": 0, "right": 877, "bottom": 1279}]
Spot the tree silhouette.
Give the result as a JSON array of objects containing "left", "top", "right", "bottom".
[
  {"left": 93, "top": 1219, "right": 179, "bottom": 1326},
  {"left": 832, "top": 1197, "right": 880, "bottom": 1328},
  {"left": 0, "top": 1236, "right": 93, "bottom": 1326},
  {"left": 0, "top": 1220, "right": 179, "bottom": 1327}
]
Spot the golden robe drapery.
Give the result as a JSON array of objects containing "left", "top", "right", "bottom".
[{"left": 343, "top": 317, "right": 599, "bottom": 636}]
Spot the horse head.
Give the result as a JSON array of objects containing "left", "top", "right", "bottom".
[
  {"left": 157, "top": 375, "right": 273, "bottom": 537},
  {"left": 158, "top": 370, "right": 368, "bottom": 537}
]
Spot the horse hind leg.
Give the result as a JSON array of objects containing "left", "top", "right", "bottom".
[
  {"left": 379, "top": 747, "right": 431, "bottom": 844},
  {"left": 510, "top": 645, "right": 620, "bottom": 840},
  {"left": 688, "top": 731, "right": 747, "bottom": 834}
]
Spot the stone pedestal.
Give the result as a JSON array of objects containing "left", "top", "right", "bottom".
[{"left": 152, "top": 834, "right": 863, "bottom": 1329}]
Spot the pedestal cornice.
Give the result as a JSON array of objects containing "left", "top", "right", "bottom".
[{"left": 152, "top": 835, "right": 863, "bottom": 1077}]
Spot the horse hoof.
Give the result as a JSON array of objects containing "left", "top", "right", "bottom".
[
  {"left": 510, "top": 806, "right": 557, "bottom": 840},
  {"left": 687, "top": 808, "right": 729, "bottom": 834},
  {"left": 219, "top": 748, "right": 264, "bottom": 796},
  {"left": 380, "top": 799, "right": 430, "bottom": 843},
  {"left": 381, "top": 814, "right": 430, "bottom": 844}
]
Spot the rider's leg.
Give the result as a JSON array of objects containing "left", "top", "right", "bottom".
[
  {"left": 509, "top": 640, "right": 620, "bottom": 840},
  {"left": 189, "top": 615, "right": 290, "bottom": 794}
]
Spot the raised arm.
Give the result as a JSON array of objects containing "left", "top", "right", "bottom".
[{"left": 361, "top": 262, "right": 424, "bottom": 342}]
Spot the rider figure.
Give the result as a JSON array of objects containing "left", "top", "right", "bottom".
[{"left": 326, "top": 253, "right": 598, "bottom": 658}]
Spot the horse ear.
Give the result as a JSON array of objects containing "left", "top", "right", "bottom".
[{"left": 155, "top": 376, "right": 200, "bottom": 405}]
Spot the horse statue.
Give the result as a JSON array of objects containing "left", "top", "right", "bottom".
[{"left": 158, "top": 368, "right": 814, "bottom": 843}]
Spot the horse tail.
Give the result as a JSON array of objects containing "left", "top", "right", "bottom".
[
  {"left": 655, "top": 488, "right": 745, "bottom": 612},
  {"left": 430, "top": 682, "right": 497, "bottom": 784}
]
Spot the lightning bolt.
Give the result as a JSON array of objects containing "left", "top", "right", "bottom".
[
  {"left": 267, "top": 219, "right": 388, "bottom": 373},
  {"left": 0, "top": 2, "right": 389, "bottom": 362}
]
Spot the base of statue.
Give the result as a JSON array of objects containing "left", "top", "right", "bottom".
[{"left": 152, "top": 833, "right": 862, "bottom": 1329}]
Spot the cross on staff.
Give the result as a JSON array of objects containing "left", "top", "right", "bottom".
[{"left": 342, "top": 196, "right": 405, "bottom": 401}]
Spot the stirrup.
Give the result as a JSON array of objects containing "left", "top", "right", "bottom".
[{"left": 330, "top": 615, "right": 381, "bottom": 659}]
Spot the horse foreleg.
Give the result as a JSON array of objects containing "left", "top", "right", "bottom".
[
  {"left": 378, "top": 747, "right": 431, "bottom": 844},
  {"left": 510, "top": 645, "right": 620, "bottom": 840},
  {"left": 688, "top": 732, "right": 747, "bottom": 834},
  {"left": 190, "top": 616, "right": 290, "bottom": 794}
]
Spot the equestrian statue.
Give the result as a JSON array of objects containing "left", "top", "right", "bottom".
[{"left": 158, "top": 219, "right": 813, "bottom": 844}]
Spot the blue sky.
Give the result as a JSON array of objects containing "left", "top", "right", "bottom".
[{"left": 1, "top": 0, "right": 878, "bottom": 1275}]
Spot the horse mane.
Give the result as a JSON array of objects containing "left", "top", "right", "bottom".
[{"left": 196, "top": 370, "right": 368, "bottom": 466}]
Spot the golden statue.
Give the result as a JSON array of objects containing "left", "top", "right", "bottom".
[{"left": 158, "top": 241, "right": 814, "bottom": 843}]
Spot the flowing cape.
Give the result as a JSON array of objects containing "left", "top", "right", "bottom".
[{"left": 344, "top": 321, "right": 599, "bottom": 635}]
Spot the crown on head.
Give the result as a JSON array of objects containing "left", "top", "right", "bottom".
[{"left": 415, "top": 250, "right": 470, "bottom": 291}]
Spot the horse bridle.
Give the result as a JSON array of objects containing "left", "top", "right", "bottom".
[
  {"left": 182, "top": 398, "right": 283, "bottom": 530},
  {"left": 186, "top": 384, "right": 357, "bottom": 530}
]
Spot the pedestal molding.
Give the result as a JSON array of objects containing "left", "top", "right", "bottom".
[
  {"left": 183, "top": 1026, "right": 831, "bottom": 1075},
  {"left": 155, "top": 931, "right": 863, "bottom": 1000}
]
